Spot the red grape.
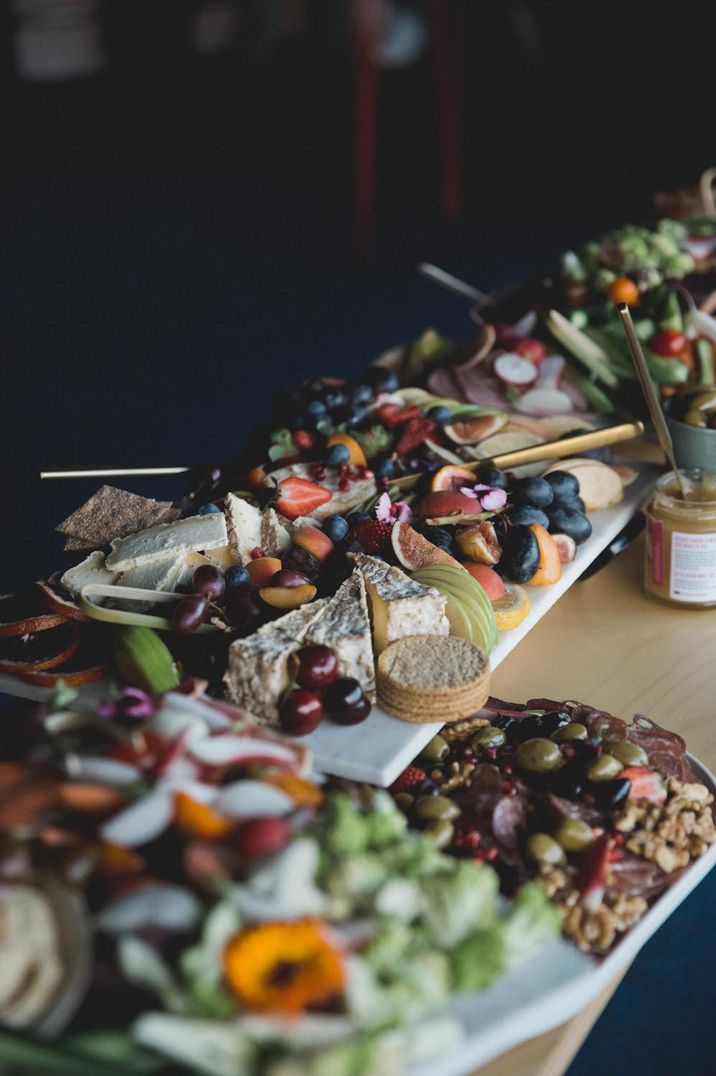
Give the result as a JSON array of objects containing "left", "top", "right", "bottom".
[
  {"left": 192, "top": 564, "right": 225, "bottom": 600},
  {"left": 324, "top": 677, "right": 371, "bottom": 725},
  {"left": 295, "top": 645, "right": 338, "bottom": 690},
  {"left": 171, "top": 594, "right": 208, "bottom": 633},
  {"left": 279, "top": 689, "right": 324, "bottom": 735}
]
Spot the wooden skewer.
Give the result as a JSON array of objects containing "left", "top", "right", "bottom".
[
  {"left": 418, "top": 262, "right": 491, "bottom": 306},
  {"left": 40, "top": 467, "right": 190, "bottom": 479}
]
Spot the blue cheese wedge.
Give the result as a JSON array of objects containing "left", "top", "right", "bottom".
[
  {"left": 223, "top": 600, "right": 327, "bottom": 724},
  {"left": 352, "top": 553, "right": 449, "bottom": 654},
  {"left": 224, "top": 494, "right": 290, "bottom": 564},
  {"left": 60, "top": 551, "right": 118, "bottom": 596},
  {"left": 105, "top": 513, "right": 227, "bottom": 572},
  {"left": 264, "top": 463, "right": 377, "bottom": 520},
  {"left": 303, "top": 570, "right": 376, "bottom": 701}
]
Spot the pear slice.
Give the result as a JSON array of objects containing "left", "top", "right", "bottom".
[{"left": 413, "top": 568, "right": 496, "bottom": 653}]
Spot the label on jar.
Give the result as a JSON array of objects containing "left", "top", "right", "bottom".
[
  {"left": 670, "top": 529, "right": 716, "bottom": 602},
  {"left": 648, "top": 518, "right": 664, "bottom": 586}
]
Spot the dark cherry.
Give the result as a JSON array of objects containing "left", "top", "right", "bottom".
[
  {"left": 279, "top": 689, "right": 324, "bottom": 736},
  {"left": 295, "top": 645, "right": 338, "bottom": 690},
  {"left": 324, "top": 677, "right": 371, "bottom": 725},
  {"left": 224, "top": 585, "right": 264, "bottom": 631},
  {"left": 192, "top": 564, "right": 225, "bottom": 601},
  {"left": 170, "top": 594, "right": 208, "bottom": 634}
]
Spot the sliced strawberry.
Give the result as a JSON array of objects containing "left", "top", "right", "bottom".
[
  {"left": 390, "top": 765, "right": 426, "bottom": 793},
  {"left": 619, "top": 767, "right": 667, "bottom": 804},
  {"left": 275, "top": 476, "right": 332, "bottom": 520},
  {"left": 377, "top": 404, "right": 421, "bottom": 427},
  {"left": 396, "top": 418, "right": 439, "bottom": 457},
  {"left": 351, "top": 519, "right": 393, "bottom": 554}
]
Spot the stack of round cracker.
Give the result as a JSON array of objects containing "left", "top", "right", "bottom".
[{"left": 376, "top": 635, "right": 491, "bottom": 723}]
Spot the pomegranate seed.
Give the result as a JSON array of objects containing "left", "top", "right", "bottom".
[
  {"left": 613, "top": 832, "right": 625, "bottom": 846},
  {"left": 485, "top": 846, "right": 498, "bottom": 861},
  {"left": 250, "top": 546, "right": 264, "bottom": 559},
  {"left": 485, "top": 747, "right": 497, "bottom": 762},
  {"left": 357, "top": 466, "right": 369, "bottom": 479},
  {"left": 338, "top": 464, "right": 349, "bottom": 477},
  {"left": 339, "top": 478, "right": 350, "bottom": 492}
]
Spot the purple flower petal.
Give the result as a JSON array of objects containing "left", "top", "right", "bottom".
[
  {"left": 375, "top": 492, "right": 393, "bottom": 522},
  {"left": 479, "top": 488, "right": 507, "bottom": 511},
  {"left": 459, "top": 487, "right": 480, "bottom": 499},
  {"left": 394, "top": 501, "right": 413, "bottom": 522}
]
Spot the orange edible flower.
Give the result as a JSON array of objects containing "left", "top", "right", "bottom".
[
  {"left": 266, "top": 773, "right": 323, "bottom": 809},
  {"left": 224, "top": 919, "right": 344, "bottom": 1014},
  {"left": 174, "top": 791, "right": 232, "bottom": 840}
]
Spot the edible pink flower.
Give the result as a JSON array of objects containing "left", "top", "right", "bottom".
[
  {"left": 97, "top": 687, "right": 158, "bottom": 721},
  {"left": 458, "top": 485, "right": 507, "bottom": 511},
  {"left": 375, "top": 492, "right": 413, "bottom": 523}
]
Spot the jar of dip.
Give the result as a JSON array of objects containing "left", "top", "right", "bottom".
[{"left": 645, "top": 469, "right": 716, "bottom": 607}]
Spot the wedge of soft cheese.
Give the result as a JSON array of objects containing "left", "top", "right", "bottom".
[
  {"left": 303, "top": 569, "right": 376, "bottom": 701},
  {"left": 105, "top": 513, "right": 228, "bottom": 572},
  {"left": 352, "top": 553, "right": 449, "bottom": 654},
  {"left": 60, "top": 551, "right": 118, "bottom": 596},
  {"left": 174, "top": 552, "right": 217, "bottom": 589},
  {"left": 264, "top": 463, "right": 377, "bottom": 520},
  {"left": 224, "top": 494, "right": 290, "bottom": 564},
  {"left": 119, "top": 556, "right": 185, "bottom": 593},
  {"left": 223, "top": 600, "right": 327, "bottom": 724}
]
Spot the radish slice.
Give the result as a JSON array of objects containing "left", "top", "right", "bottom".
[
  {"left": 188, "top": 734, "right": 299, "bottom": 768},
  {"left": 515, "top": 387, "right": 574, "bottom": 416},
  {"left": 158, "top": 692, "right": 232, "bottom": 733},
  {"left": 100, "top": 788, "right": 174, "bottom": 847},
  {"left": 97, "top": 884, "right": 201, "bottom": 934},
  {"left": 536, "top": 355, "right": 566, "bottom": 389},
  {"left": 512, "top": 310, "right": 538, "bottom": 338},
  {"left": 494, "top": 353, "right": 537, "bottom": 387},
  {"left": 71, "top": 756, "right": 141, "bottom": 786},
  {"left": 215, "top": 779, "right": 295, "bottom": 818}
]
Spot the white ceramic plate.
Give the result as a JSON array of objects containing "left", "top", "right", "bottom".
[
  {"left": 411, "top": 751, "right": 716, "bottom": 1076},
  {"left": 0, "top": 467, "right": 657, "bottom": 787}
]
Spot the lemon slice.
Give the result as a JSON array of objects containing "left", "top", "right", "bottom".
[{"left": 492, "top": 583, "right": 530, "bottom": 632}]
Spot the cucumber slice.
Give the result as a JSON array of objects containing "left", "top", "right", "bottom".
[
  {"left": 562, "top": 367, "right": 615, "bottom": 414},
  {"left": 645, "top": 353, "right": 690, "bottom": 385},
  {"left": 80, "top": 584, "right": 218, "bottom": 634},
  {"left": 545, "top": 310, "right": 619, "bottom": 388},
  {"left": 695, "top": 338, "right": 715, "bottom": 385}
]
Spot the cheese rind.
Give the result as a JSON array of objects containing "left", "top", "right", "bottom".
[
  {"left": 223, "top": 601, "right": 327, "bottom": 724},
  {"left": 304, "top": 570, "right": 376, "bottom": 701},
  {"left": 224, "top": 495, "right": 290, "bottom": 563},
  {"left": 352, "top": 553, "right": 449, "bottom": 654},
  {"left": 265, "top": 463, "right": 376, "bottom": 520},
  {"left": 61, "top": 551, "right": 118, "bottom": 596},
  {"left": 105, "top": 514, "right": 228, "bottom": 572}
]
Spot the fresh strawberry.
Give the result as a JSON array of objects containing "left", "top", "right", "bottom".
[
  {"left": 396, "top": 417, "right": 439, "bottom": 457},
  {"left": 377, "top": 404, "right": 421, "bottom": 427},
  {"left": 292, "top": 429, "right": 316, "bottom": 451},
  {"left": 390, "top": 765, "right": 426, "bottom": 793},
  {"left": 620, "top": 767, "right": 667, "bottom": 804},
  {"left": 275, "top": 476, "right": 332, "bottom": 520},
  {"left": 351, "top": 519, "right": 393, "bottom": 554}
]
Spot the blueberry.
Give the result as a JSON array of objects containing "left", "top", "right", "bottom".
[
  {"left": 477, "top": 465, "right": 509, "bottom": 491},
  {"left": 323, "top": 514, "right": 350, "bottom": 542},
  {"left": 197, "top": 502, "right": 222, "bottom": 516},
  {"left": 511, "top": 476, "right": 554, "bottom": 508},
  {"left": 507, "top": 505, "right": 549, "bottom": 528},
  {"left": 326, "top": 443, "right": 351, "bottom": 467},
  {"left": 321, "top": 388, "right": 348, "bottom": 410},
  {"left": 225, "top": 564, "right": 250, "bottom": 588},
  {"left": 350, "top": 384, "right": 374, "bottom": 406},
  {"left": 365, "top": 366, "right": 399, "bottom": 393},
  {"left": 426, "top": 405, "right": 452, "bottom": 425},
  {"left": 347, "top": 511, "right": 372, "bottom": 523},
  {"left": 420, "top": 525, "right": 453, "bottom": 551},
  {"left": 373, "top": 455, "right": 395, "bottom": 479},
  {"left": 546, "top": 505, "right": 592, "bottom": 545},
  {"left": 290, "top": 413, "right": 307, "bottom": 431},
  {"left": 306, "top": 399, "right": 327, "bottom": 418},
  {"left": 340, "top": 538, "right": 365, "bottom": 556},
  {"left": 543, "top": 470, "right": 580, "bottom": 503}
]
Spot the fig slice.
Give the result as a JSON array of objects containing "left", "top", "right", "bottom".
[
  {"left": 391, "top": 522, "right": 463, "bottom": 571},
  {"left": 0, "top": 622, "right": 82, "bottom": 674},
  {"left": 444, "top": 414, "right": 508, "bottom": 445},
  {"left": 0, "top": 593, "right": 69, "bottom": 637}
]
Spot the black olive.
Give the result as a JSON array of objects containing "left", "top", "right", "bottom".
[
  {"left": 545, "top": 505, "right": 593, "bottom": 545},
  {"left": 490, "top": 713, "right": 516, "bottom": 731},
  {"left": 496, "top": 525, "right": 541, "bottom": 583},
  {"left": 510, "top": 710, "right": 570, "bottom": 742},
  {"left": 589, "top": 776, "right": 632, "bottom": 810}
]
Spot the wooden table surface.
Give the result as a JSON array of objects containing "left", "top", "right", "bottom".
[{"left": 474, "top": 502, "right": 716, "bottom": 1075}]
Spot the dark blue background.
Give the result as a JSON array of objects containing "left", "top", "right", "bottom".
[{"left": 1, "top": 5, "right": 715, "bottom": 1068}]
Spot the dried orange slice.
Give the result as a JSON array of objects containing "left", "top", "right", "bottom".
[
  {"left": 492, "top": 583, "right": 530, "bottom": 631},
  {"left": 429, "top": 465, "right": 476, "bottom": 492},
  {"left": 528, "top": 524, "right": 562, "bottom": 586}
]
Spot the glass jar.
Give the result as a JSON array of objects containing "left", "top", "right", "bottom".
[{"left": 644, "top": 468, "right": 716, "bottom": 607}]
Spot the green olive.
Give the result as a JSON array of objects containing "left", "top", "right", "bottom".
[
  {"left": 414, "top": 795, "right": 461, "bottom": 823},
  {"left": 527, "top": 832, "right": 566, "bottom": 866},
  {"left": 586, "top": 753, "right": 623, "bottom": 782},
  {"left": 689, "top": 390, "right": 716, "bottom": 412},
  {"left": 424, "top": 818, "right": 455, "bottom": 849},
  {"left": 551, "top": 722, "right": 588, "bottom": 743},
  {"left": 556, "top": 818, "right": 595, "bottom": 852},
  {"left": 419, "top": 735, "right": 449, "bottom": 765},
  {"left": 472, "top": 726, "right": 506, "bottom": 752},
  {"left": 684, "top": 408, "right": 708, "bottom": 427},
  {"left": 604, "top": 739, "right": 648, "bottom": 767},
  {"left": 514, "top": 738, "right": 564, "bottom": 773},
  {"left": 394, "top": 792, "right": 415, "bottom": 811}
]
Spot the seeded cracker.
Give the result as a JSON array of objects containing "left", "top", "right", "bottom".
[
  {"left": 377, "top": 635, "right": 490, "bottom": 723},
  {"left": 57, "top": 485, "right": 180, "bottom": 548}
]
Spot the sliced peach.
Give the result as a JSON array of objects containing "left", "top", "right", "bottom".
[
  {"left": 174, "top": 791, "right": 232, "bottom": 840},
  {"left": 462, "top": 563, "right": 505, "bottom": 601},
  {"left": 259, "top": 583, "right": 317, "bottom": 609},
  {"left": 418, "top": 490, "right": 485, "bottom": 519},
  {"left": 96, "top": 842, "right": 145, "bottom": 876},
  {"left": 430, "top": 465, "right": 476, "bottom": 492},
  {"left": 528, "top": 524, "right": 562, "bottom": 586},
  {"left": 293, "top": 525, "right": 334, "bottom": 562},
  {"left": 246, "top": 556, "right": 282, "bottom": 586},
  {"left": 326, "top": 433, "right": 367, "bottom": 467}
]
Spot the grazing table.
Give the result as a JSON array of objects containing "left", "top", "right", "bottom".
[{"left": 476, "top": 518, "right": 716, "bottom": 1075}]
